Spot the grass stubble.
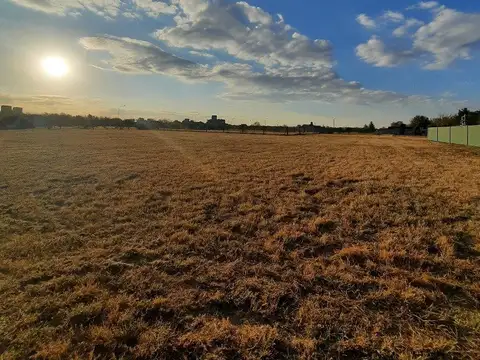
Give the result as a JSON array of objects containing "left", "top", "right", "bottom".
[{"left": 0, "top": 129, "right": 479, "bottom": 359}]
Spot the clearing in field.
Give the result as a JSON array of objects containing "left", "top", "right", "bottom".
[{"left": 1, "top": 130, "right": 479, "bottom": 359}]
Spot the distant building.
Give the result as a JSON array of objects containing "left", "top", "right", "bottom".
[
  {"left": 12, "top": 107, "right": 23, "bottom": 115},
  {"left": 1, "top": 105, "right": 13, "bottom": 116},
  {"left": 299, "top": 122, "right": 334, "bottom": 134},
  {"left": 206, "top": 115, "right": 226, "bottom": 129}
]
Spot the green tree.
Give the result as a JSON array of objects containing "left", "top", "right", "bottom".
[
  {"left": 410, "top": 115, "right": 430, "bottom": 128},
  {"left": 390, "top": 121, "right": 405, "bottom": 128},
  {"left": 368, "top": 121, "right": 376, "bottom": 132},
  {"left": 458, "top": 108, "right": 469, "bottom": 117},
  {"left": 431, "top": 114, "right": 457, "bottom": 127},
  {"left": 457, "top": 108, "right": 479, "bottom": 125}
]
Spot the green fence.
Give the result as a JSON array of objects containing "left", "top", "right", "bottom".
[
  {"left": 428, "top": 125, "right": 480, "bottom": 147},
  {"left": 437, "top": 127, "right": 450, "bottom": 143},
  {"left": 469, "top": 125, "right": 480, "bottom": 147},
  {"left": 428, "top": 127, "right": 438, "bottom": 141},
  {"left": 451, "top": 126, "right": 468, "bottom": 145}
]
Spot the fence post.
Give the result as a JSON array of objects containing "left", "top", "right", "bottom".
[
  {"left": 449, "top": 126, "right": 451, "bottom": 144},
  {"left": 467, "top": 125, "right": 469, "bottom": 146},
  {"left": 436, "top": 127, "right": 438, "bottom": 142}
]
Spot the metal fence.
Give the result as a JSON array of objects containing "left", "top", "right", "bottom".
[{"left": 428, "top": 125, "right": 480, "bottom": 147}]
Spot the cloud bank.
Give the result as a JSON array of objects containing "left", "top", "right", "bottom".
[
  {"left": 356, "top": 2, "right": 480, "bottom": 69},
  {"left": 5, "top": 0, "right": 470, "bottom": 108}
]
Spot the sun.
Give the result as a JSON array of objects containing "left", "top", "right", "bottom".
[{"left": 42, "top": 56, "right": 69, "bottom": 78}]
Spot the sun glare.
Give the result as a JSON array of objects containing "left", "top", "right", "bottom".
[{"left": 42, "top": 56, "right": 69, "bottom": 78}]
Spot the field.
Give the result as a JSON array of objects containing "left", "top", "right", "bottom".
[{"left": 1, "top": 129, "right": 480, "bottom": 359}]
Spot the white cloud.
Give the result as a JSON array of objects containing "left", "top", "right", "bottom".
[
  {"left": 393, "top": 18, "right": 424, "bottom": 37},
  {"left": 80, "top": 35, "right": 207, "bottom": 77},
  {"left": 81, "top": 34, "right": 435, "bottom": 107},
  {"left": 356, "top": 36, "right": 415, "bottom": 67},
  {"left": 7, "top": 0, "right": 468, "bottom": 109},
  {"left": 358, "top": 5, "right": 480, "bottom": 70},
  {"left": 123, "top": 11, "right": 141, "bottom": 19},
  {"left": 132, "top": 0, "right": 177, "bottom": 17},
  {"left": 382, "top": 10, "right": 405, "bottom": 23},
  {"left": 189, "top": 50, "right": 215, "bottom": 59},
  {"left": 406, "top": 1, "right": 439, "bottom": 11},
  {"left": 356, "top": 14, "right": 376, "bottom": 29},
  {"left": 70, "top": 1, "right": 458, "bottom": 107},
  {"left": 7, "top": 0, "right": 178, "bottom": 18},
  {"left": 413, "top": 8, "right": 480, "bottom": 69},
  {"left": 9, "top": 0, "right": 122, "bottom": 17},
  {"left": 235, "top": 1, "right": 272, "bottom": 25},
  {"left": 441, "top": 91, "right": 456, "bottom": 98},
  {"left": 154, "top": 0, "right": 333, "bottom": 74},
  {"left": 418, "top": 1, "right": 439, "bottom": 10}
]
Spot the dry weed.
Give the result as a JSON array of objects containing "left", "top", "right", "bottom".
[{"left": 0, "top": 129, "right": 479, "bottom": 359}]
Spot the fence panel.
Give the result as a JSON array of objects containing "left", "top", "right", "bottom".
[
  {"left": 468, "top": 125, "right": 480, "bottom": 147},
  {"left": 427, "top": 127, "right": 438, "bottom": 141},
  {"left": 450, "top": 126, "right": 468, "bottom": 146},
  {"left": 437, "top": 127, "right": 451, "bottom": 143}
]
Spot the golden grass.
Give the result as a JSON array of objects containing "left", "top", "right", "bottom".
[{"left": 1, "top": 129, "right": 479, "bottom": 359}]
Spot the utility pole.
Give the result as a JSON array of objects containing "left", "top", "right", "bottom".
[{"left": 333, "top": 118, "right": 336, "bottom": 128}]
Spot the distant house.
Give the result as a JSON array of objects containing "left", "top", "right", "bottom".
[
  {"left": 206, "top": 115, "right": 226, "bottom": 129},
  {"left": 299, "top": 123, "right": 335, "bottom": 134}
]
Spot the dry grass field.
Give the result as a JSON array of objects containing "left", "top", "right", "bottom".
[{"left": 1, "top": 129, "right": 480, "bottom": 359}]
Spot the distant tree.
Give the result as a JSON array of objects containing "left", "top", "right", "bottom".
[
  {"left": 410, "top": 115, "right": 430, "bottom": 128},
  {"left": 171, "top": 120, "right": 182, "bottom": 129},
  {"left": 123, "top": 119, "right": 135, "bottom": 129},
  {"left": 472, "top": 111, "right": 480, "bottom": 125},
  {"left": 368, "top": 121, "right": 376, "bottom": 132},
  {"left": 182, "top": 119, "right": 191, "bottom": 129},
  {"left": 390, "top": 121, "right": 405, "bottom": 128},
  {"left": 0, "top": 115, "right": 33, "bottom": 129},
  {"left": 457, "top": 108, "right": 479, "bottom": 125},
  {"left": 430, "top": 114, "right": 457, "bottom": 127},
  {"left": 459, "top": 108, "right": 469, "bottom": 117},
  {"left": 252, "top": 121, "right": 261, "bottom": 127}
]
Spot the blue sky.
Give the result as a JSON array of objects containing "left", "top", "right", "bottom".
[{"left": 0, "top": 0, "right": 479, "bottom": 127}]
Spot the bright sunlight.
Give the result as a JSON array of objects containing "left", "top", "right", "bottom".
[{"left": 41, "top": 56, "right": 69, "bottom": 78}]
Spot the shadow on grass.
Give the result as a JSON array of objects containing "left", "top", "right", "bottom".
[{"left": 454, "top": 232, "right": 480, "bottom": 259}]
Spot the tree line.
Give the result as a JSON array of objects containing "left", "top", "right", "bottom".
[
  {"left": 3, "top": 108, "right": 478, "bottom": 132},
  {"left": 0, "top": 112, "right": 380, "bottom": 133},
  {"left": 395, "top": 108, "right": 480, "bottom": 130}
]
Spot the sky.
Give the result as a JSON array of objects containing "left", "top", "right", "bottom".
[{"left": 0, "top": 0, "right": 479, "bottom": 127}]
